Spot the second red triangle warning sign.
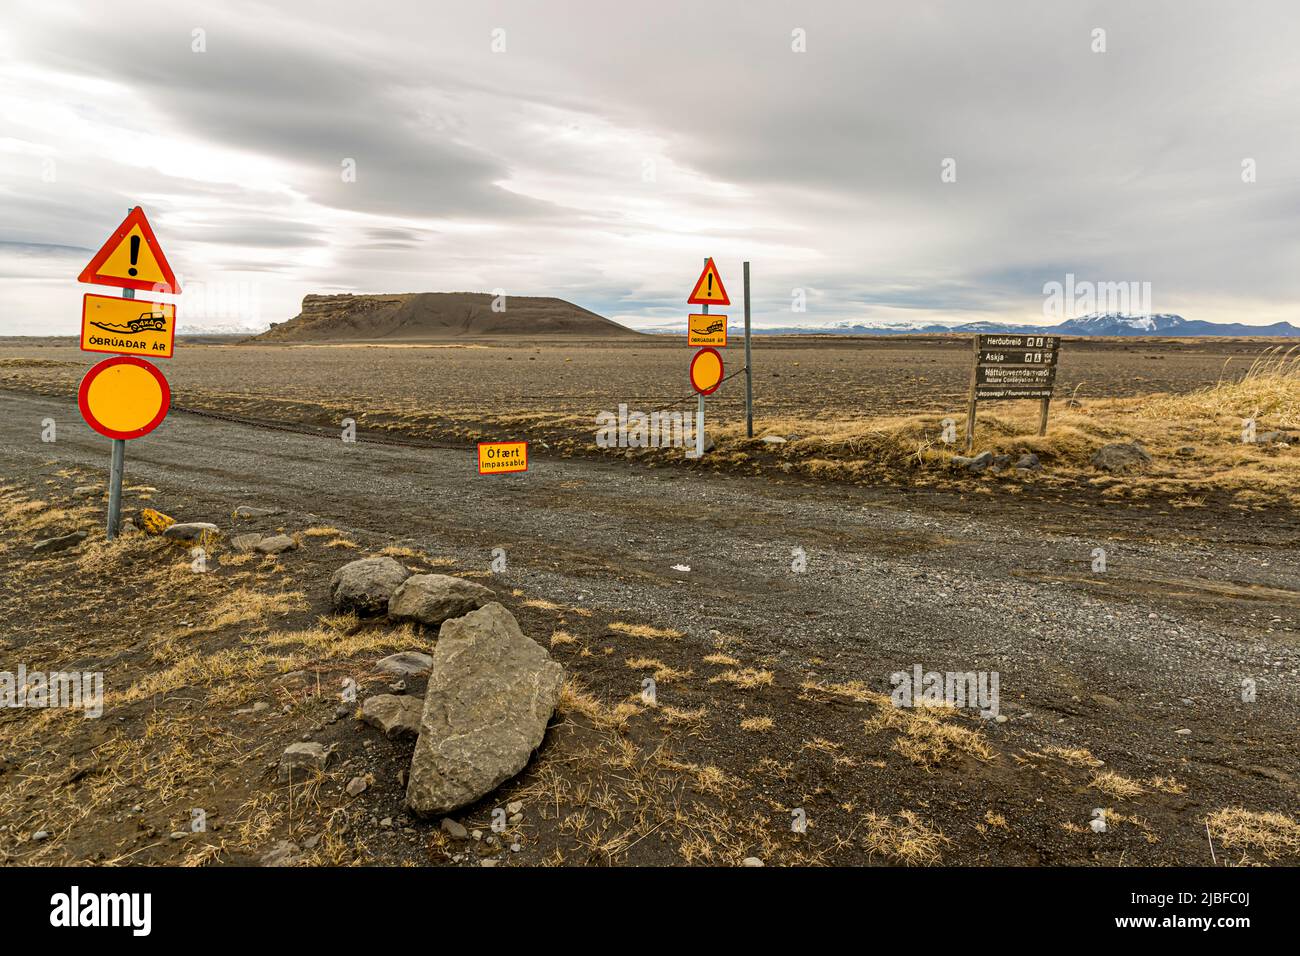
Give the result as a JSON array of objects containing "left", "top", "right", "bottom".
[
  {"left": 687, "top": 257, "right": 729, "bottom": 305},
  {"left": 78, "top": 206, "right": 181, "bottom": 294}
]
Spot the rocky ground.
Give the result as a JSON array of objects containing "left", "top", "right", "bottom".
[{"left": 0, "top": 389, "right": 1297, "bottom": 866}]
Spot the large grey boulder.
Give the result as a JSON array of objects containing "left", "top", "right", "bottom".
[
  {"left": 388, "top": 574, "right": 494, "bottom": 627},
  {"left": 1090, "top": 442, "right": 1151, "bottom": 474},
  {"left": 406, "top": 603, "right": 564, "bottom": 817},
  {"left": 330, "top": 557, "right": 411, "bottom": 615}
]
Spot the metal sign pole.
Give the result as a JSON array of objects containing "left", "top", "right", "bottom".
[
  {"left": 105, "top": 284, "right": 134, "bottom": 540},
  {"left": 696, "top": 291, "right": 708, "bottom": 457},
  {"left": 743, "top": 261, "right": 753, "bottom": 438},
  {"left": 964, "top": 333, "right": 978, "bottom": 453}
]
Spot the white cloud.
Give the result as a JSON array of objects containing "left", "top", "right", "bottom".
[{"left": 1, "top": 0, "right": 1298, "bottom": 335}]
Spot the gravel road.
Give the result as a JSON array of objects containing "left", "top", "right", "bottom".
[{"left": 4, "top": 389, "right": 1297, "bottom": 799}]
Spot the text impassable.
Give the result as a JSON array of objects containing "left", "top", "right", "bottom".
[{"left": 477, "top": 441, "right": 528, "bottom": 475}]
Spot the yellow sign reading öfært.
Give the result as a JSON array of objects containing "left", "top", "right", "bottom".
[{"left": 477, "top": 441, "right": 528, "bottom": 474}]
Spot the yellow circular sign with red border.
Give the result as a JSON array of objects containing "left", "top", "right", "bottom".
[
  {"left": 78, "top": 356, "right": 171, "bottom": 440},
  {"left": 689, "top": 347, "right": 724, "bottom": 395}
]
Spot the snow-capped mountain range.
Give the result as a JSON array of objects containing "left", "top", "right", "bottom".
[{"left": 646, "top": 313, "right": 1300, "bottom": 337}]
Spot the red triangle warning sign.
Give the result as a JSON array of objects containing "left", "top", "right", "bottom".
[
  {"left": 78, "top": 207, "right": 181, "bottom": 294},
  {"left": 687, "top": 258, "right": 729, "bottom": 305}
]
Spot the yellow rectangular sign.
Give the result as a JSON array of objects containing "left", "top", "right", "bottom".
[
  {"left": 478, "top": 441, "right": 528, "bottom": 474},
  {"left": 687, "top": 313, "right": 727, "bottom": 347},
  {"left": 81, "top": 293, "right": 175, "bottom": 358}
]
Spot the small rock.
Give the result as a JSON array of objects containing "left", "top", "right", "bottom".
[
  {"left": 278, "top": 742, "right": 329, "bottom": 782},
  {"left": 32, "top": 531, "right": 88, "bottom": 555},
  {"left": 119, "top": 520, "right": 139, "bottom": 535},
  {"left": 953, "top": 451, "right": 993, "bottom": 474},
  {"left": 480, "top": 858, "right": 499, "bottom": 867},
  {"left": 345, "top": 775, "right": 369, "bottom": 797},
  {"left": 1090, "top": 442, "right": 1151, "bottom": 474},
  {"left": 1014, "top": 452, "right": 1041, "bottom": 471},
  {"left": 380, "top": 817, "right": 393, "bottom": 828},
  {"left": 742, "top": 857, "right": 765, "bottom": 867},
  {"left": 330, "top": 557, "right": 411, "bottom": 615},
  {"left": 508, "top": 813, "right": 523, "bottom": 825},
  {"left": 387, "top": 574, "right": 494, "bottom": 628},
  {"left": 441, "top": 818, "right": 469, "bottom": 840},
  {"left": 234, "top": 505, "right": 284, "bottom": 518},
  {"left": 510, "top": 842, "right": 521, "bottom": 852},
  {"left": 760, "top": 435, "right": 787, "bottom": 445},
  {"left": 255, "top": 533, "right": 297, "bottom": 555},
  {"left": 230, "top": 533, "right": 263, "bottom": 552},
  {"left": 32, "top": 830, "right": 49, "bottom": 841},
  {"left": 506, "top": 800, "right": 523, "bottom": 815},
  {"left": 359, "top": 694, "right": 422, "bottom": 739},
  {"left": 260, "top": 840, "right": 301, "bottom": 866},
  {"left": 1090, "top": 810, "right": 1108, "bottom": 834},
  {"left": 1175, "top": 728, "right": 1193, "bottom": 736},
  {"left": 72, "top": 485, "right": 101, "bottom": 497},
  {"left": 169, "top": 831, "right": 188, "bottom": 840},
  {"left": 163, "top": 522, "right": 221, "bottom": 543},
  {"left": 471, "top": 830, "right": 483, "bottom": 841},
  {"left": 375, "top": 651, "right": 434, "bottom": 678}
]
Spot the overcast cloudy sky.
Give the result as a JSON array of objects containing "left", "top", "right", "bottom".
[{"left": 2, "top": 0, "right": 1299, "bottom": 334}]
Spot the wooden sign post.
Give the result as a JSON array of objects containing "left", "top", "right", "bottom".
[{"left": 964, "top": 334, "right": 1060, "bottom": 452}]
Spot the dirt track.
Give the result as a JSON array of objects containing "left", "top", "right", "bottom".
[{"left": 3, "top": 387, "right": 1297, "bottom": 861}]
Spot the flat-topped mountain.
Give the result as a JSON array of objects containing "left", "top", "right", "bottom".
[{"left": 250, "top": 292, "right": 640, "bottom": 342}]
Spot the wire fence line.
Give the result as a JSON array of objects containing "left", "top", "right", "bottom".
[{"left": 168, "top": 365, "right": 751, "bottom": 452}]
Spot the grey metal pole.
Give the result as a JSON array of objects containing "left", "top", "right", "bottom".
[
  {"left": 743, "top": 261, "right": 753, "bottom": 438},
  {"left": 106, "top": 282, "right": 136, "bottom": 540},
  {"left": 106, "top": 439, "right": 125, "bottom": 539},
  {"left": 696, "top": 285, "right": 708, "bottom": 457}
]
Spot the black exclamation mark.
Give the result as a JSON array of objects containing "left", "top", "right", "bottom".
[
  {"left": 128, "top": 235, "right": 140, "bottom": 276},
  {"left": 707, "top": 272, "right": 713, "bottom": 296}
]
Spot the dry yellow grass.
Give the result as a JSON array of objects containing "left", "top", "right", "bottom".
[
  {"left": 864, "top": 703, "right": 994, "bottom": 767},
  {"left": 1090, "top": 770, "right": 1145, "bottom": 799},
  {"left": 702, "top": 653, "right": 740, "bottom": 666},
  {"left": 740, "top": 716, "right": 774, "bottom": 732},
  {"left": 703, "top": 345, "right": 1300, "bottom": 506},
  {"left": 608, "top": 621, "right": 683, "bottom": 640},
  {"left": 1206, "top": 808, "right": 1300, "bottom": 861},
  {"left": 550, "top": 630, "right": 577, "bottom": 647},
  {"left": 624, "top": 657, "right": 692, "bottom": 683},
  {"left": 861, "top": 811, "right": 951, "bottom": 865},
  {"left": 708, "top": 668, "right": 774, "bottom": 690}
]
